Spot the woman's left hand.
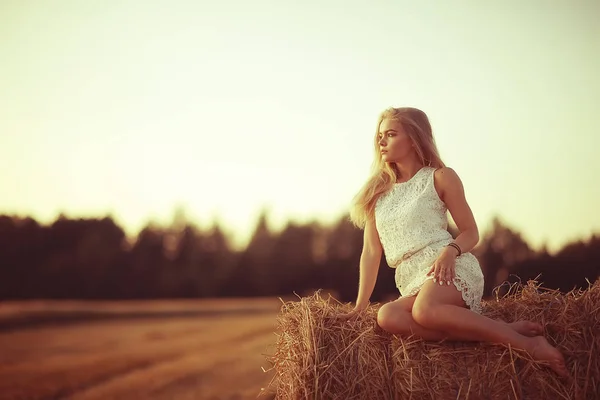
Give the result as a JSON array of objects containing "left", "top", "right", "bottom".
[{"left": 427, "top": 247, "right": 458, "bottom": 286}]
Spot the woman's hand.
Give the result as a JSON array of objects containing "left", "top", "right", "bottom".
[{"left": 427, "top": 247, "right": 458, "bottom": 285}]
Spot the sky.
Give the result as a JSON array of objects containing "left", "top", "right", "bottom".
[{"left": 1, "top": 0, "right": 599, "bottom": 253}]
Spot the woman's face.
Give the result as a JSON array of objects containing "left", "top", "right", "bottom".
[{"left": 377, "top": 118, "right": 415, "bottom": 163}]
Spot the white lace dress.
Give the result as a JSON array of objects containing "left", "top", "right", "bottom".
[{"left": 374, "top": 166, "right": 484, "bottom": 313}]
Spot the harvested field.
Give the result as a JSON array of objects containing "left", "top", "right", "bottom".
[{"left": 0, "top": 298, "right": 280, "bottom": 400}]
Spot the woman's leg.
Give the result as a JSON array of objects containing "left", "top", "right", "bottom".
[
  {"left": 377, "top": 294, "right": 543, "bottom": 340},
  {"left": 410, "top": 279, "right": 568, "bottom": 376},
  {"left": 377, "top": 295, "right": 450, "bottom": 340}
]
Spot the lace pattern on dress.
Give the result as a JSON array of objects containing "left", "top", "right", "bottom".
[
  {"left": 375, "top": 166, "right": 484, "bottom": 313},
  {"left": 395, "top": 242, "right": 484, "bottom": 313}
]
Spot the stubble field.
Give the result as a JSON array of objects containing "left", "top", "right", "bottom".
[{"left": 0, "top": 298, "right": 282, "bottom": 400}]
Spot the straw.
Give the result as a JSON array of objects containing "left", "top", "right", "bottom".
[{"left": 266, "top": 278, "right": 600, "bottom": 399}]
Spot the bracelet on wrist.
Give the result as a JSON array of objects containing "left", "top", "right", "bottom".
[{"left": 446, "top": 242, "right": 462, "bottom": 257}]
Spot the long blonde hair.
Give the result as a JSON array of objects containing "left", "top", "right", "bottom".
[{"left": 349, "top": 107, "right": 446, "bottom": 229}]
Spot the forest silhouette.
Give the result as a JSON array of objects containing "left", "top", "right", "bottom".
[{"left": 0, "top": 211, "right": 598, "bottom": 301}]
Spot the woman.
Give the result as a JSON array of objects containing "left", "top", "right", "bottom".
[{"left": 343, "top": 107, "right": 568, "bottom": 377}]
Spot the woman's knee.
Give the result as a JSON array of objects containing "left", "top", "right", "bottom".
[
  {"left": 377, "top": 303, "right": 408, "bottom": 333},
  {"left": 376, "top": 303, "right": 393, "bottom": 330}
]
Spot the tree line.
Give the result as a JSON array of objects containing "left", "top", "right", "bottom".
[{"left": 0, "top": 212, "right": 598, "bottom": 301}]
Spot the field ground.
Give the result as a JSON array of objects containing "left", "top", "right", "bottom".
[{"left": 0, "top": 298, "right": 283, "bottom": 400}]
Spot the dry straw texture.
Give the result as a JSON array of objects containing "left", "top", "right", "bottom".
[{"left": 267, "top": 279, "right": 600, "bottom": 400}]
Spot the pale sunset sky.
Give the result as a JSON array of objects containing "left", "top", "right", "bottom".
[{"left": 1, "top": 0, "right": 598, "bottom": 253}]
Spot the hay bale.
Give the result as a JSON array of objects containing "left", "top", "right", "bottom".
[{"left": 267, "top": 279, "right": 600, "bottom": 399}]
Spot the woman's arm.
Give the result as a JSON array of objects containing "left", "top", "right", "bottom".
[
  {"left": 354, "top": 217, "right": 383, "bottom": 310},
  {"left": 436, "top": 167, "right": 479, "bottom": 253},
  {"left": 428, "top": 167, "right": 480, "bottom": 283}
]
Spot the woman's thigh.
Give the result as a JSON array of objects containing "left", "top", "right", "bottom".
[
  {"left": 414, "top": 279, "right": 467, "bottom": 309},
  {"left": 380, "top": 294, "right": 418, "bottom": 314}
]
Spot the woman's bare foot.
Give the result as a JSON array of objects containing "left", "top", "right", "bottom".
[
  {"left": 506, "top": 321, "right": 543, "bottom": 337},
  {"left": 527, "top": 336, "right": 569, "bottom": 377}
]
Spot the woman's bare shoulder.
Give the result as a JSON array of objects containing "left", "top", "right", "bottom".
[
  {"left": 434, "top": 167, "right": 462, "bottom": 183},
  {"left": 433, "top": 167, "right": 463, "bottom": 200}
]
